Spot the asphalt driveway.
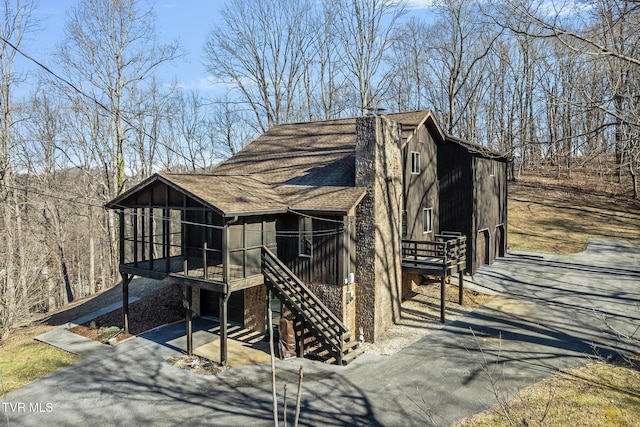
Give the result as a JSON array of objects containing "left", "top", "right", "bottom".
[{"left": 3, "top": 239, "right": 640, "bottom": 426}]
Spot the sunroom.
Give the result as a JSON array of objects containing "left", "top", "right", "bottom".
[{"left": 105, "top": 172, "right": 286, "bottom": 363}]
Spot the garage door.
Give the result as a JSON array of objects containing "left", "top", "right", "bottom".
[
  {"left": 476, "top": 229, "right": 490, "bottom": 267},
  {"left": 495, "top": 225, "right": 505, "bottom": 258}
]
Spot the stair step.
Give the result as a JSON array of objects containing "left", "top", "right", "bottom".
[
  {"left": 342, "top": 339, "right": 361, "bottom": 352},
  {"left": 263, "top": 250, "right": 352, "bottom": 366},
  {"left": 341, "top": 346, "right": 365, "bottom": 365}
]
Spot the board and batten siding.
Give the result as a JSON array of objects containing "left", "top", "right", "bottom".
[
  {"left": 276, "top": 214, "right": 346, "bottom": 287},
  {"left": 403, "top": 124, "right": 440, "bottom": 240}
]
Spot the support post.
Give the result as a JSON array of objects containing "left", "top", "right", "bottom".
[
  {"left": 440, "top": 273, "right": 446, "bottom": 323},
  {"left": 298, "top": 315, "right": 305, "bottom": 357},
  {"left": 118, "top": 210, "right": 125, "bottom": 264},
  {"left": 149, "top": 192, "right": 154, "bottom": 270},
  {"left": 458, "top": 271, "right": 464, "bottom": 305},
  {"left": 121, "top": 273, "right": 132, "bottom": 334},
  {"left": 186, "top": 286, "right": 193, "bottom": 356},
  {"left": 133, "top": 208, "right": 138, "bottom": 266},
  {"left": 220, "top": 293, "right": 230, "bottom": 366},
  {"left": 203, "top": 242, "right": 208, "bottom": 280}
]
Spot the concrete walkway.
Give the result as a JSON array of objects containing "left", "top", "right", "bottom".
[
  {"left": 3, "top": 239, "right": 640, "bottom": 426},
  {"left": 34, "top": 298, "right": 139, "bottom": 357}
]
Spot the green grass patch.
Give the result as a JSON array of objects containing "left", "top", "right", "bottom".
[{"left": 1, "top": 339, "right": 81, "bottom": 394}]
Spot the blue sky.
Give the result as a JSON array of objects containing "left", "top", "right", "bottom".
[
  {"left": 18, "top": 1, "right": 226, "bottom": 93},
  {"left": 16, "top": 0, "right": 435, "bottom": 96}
]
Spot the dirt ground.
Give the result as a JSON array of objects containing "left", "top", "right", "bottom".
[
  {"left": 69, "top": 284, "right": 185, "bottom": 343},
  {"left": 365, "top": 278, "right": 494, "bottom": 356}
]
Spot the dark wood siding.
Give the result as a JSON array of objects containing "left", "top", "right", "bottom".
[
  {"left": 276, "top": 213, "right": 344, "bottom": 286},
  {"left": 403, "top": 125, "right": 440, "bottom": 240},
  {"left": 201, "top": 289, "right": 244, "bottom": 323},
  {"left": 438, "top": 141, "right": 508, "bottom": 274},
  {"left": 438, "top": 142, "right": 473, "bottom": 243},
  {"left": 473, "top": 157, "right": 508, "bottom": 271}
]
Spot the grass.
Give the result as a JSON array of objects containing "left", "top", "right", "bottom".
[
  {"left": 456, "top": 170, "right": 640, "bottom": 426},
  {"left": 1, "top": 167, "right": 640, "bottom": 424},
  {"left": 456, "top": 360, "right": 640, "bottom": 427},
  {"left": 508, "top": 177, "right": 640, "bottom": 254},
  {"left": 0, "top": 325, "right": 82, "bottom": 394}
]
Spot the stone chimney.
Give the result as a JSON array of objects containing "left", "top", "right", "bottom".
[{"left": 354, "top": 115, "right": 403, "bottom": 342}]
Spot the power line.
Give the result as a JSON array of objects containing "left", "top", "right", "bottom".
[
  {"left": 0, "top": 34, "right": 207, "bottom": 170},
  {"left": 1, "top": 182, "right": 347, "bottom": 237}
]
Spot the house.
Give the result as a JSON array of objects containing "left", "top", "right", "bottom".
[{"left": 105, "top": 111, "right": 509, "bottom": 365}]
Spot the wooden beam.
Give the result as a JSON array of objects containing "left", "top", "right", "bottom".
[
  {"left": 222, "top": 221, "right": 229, "bottom": 283},
  {"left": 440, "top": 273, "right": 446, "bottom": 323},
  {"left": 458, "top": 272, "right": 464, "bottom": 305},
  {"left": 227, "top": 274, "right": 265, "bottom": 292},
  {"left": 186, "top": 286, "right": 193, "bottom": 356},
  {"left": 118, "top": 210, "right": 125, "bottom": 264},
  {"left": 165, "top": 274, "right": 227, "bottom": 294},
  {"left": 220, "top": 293, "right": 230, "bottom": 366},
  {"left": 133, "top": 208, "right": 138, "bottom": 266},
  {"left": 121, "top": 273, "right": 133, "bottom": 334},
  {"left": 149, "top": 192, "right": 154, "bottom": 270}
]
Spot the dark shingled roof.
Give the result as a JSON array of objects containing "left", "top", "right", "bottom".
[
  {"left": 445, "top": 136, "right": 511, "bottom": 161},
  {"left": 160, "top": 173, "right": 287, "bottom": 215},
  {"left": 213, "top": 118, "right": 358, "bottom": 187},
  {"left": 107, "top": 110, "right": 506, "bottom": 215},
  {"left": 276, "top": 185, "right": 367, "bottom": 214}
]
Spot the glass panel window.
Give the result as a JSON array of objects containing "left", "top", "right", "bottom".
[
  {"left": 422, "top": 208, "right": 433, "bottom": 234},
  {"left": 245, "top": 221, "right": 262, "bottom": 248},
  {"left": 264, "top": 220, "right": 276, "bottom": 246},
  {"left": 299, "top": 216, "right": 312, "bottom": 257},
  {"left": 411, "top": 152, "right": 420, "bottom": 174}
]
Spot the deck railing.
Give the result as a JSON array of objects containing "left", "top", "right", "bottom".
[{"left": 401, "top": 233, "right": 467, "bottom": 274}]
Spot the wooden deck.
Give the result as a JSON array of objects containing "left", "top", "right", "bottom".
[
  {"left": 401, "top": 234, "right": 467, "bottom": 277},
  {"left": 120, "top": 255, "right": 263, "bottom": 294},
  {"left": 401, "top": 234, "right": 467, "bottom": 323}
]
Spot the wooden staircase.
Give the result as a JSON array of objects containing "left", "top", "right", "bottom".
[{"left": 261, "top": 247, "right": 363, "bottom": 365}]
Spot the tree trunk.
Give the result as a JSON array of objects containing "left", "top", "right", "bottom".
[
  {"left": 89, "top": 235, "right": 96, "bottom": 295},
  {"left": 58, "top": 243, "right": 73, "bottom": 304}
]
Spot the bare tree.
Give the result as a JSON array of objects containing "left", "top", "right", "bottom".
[
  {"left": 55, "top": 0, "right": 181, "bottom": 283},
  {"left": 386, "top": 16, "right": 431, "bottom": 112},
  {"left": 424, "top": 0, "right": 504, "bottom": 137},
  {"left": 491, "top": 0, "right": 640, "bottom": 194},
  {"left": 329, "top": 0, "right": 406, "bottom": 115},
  {"left": 209, "top": 99, "right": 256, "bottom": 159},
  {"left": 204, "top": 0, "right": 317, "bottom": 132},
  {"left": 0, "top": 0, "right": 39, "bottom": 338}
]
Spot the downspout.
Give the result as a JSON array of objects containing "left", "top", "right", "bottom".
[{"left": 346, "top": 216, "right": 355, "bottom": 302}]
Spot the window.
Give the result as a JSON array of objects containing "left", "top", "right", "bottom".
[
  {"left": 401, "top": 210, "right": 407, "bottom": 239},
  {"left": 411, "top": 151, "right": 420, "bottom": 174},
  {"left": 422, "top": 208, "right": 433, "bottom": 234},
  {"left": 299, "top": 216, "right": 312, "bottom": 257}
]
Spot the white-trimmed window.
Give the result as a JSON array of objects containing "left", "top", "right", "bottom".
[
  {"left": 422, "top": 208, "right": 433, "bottom": 234},
  {"left": 299, "top": 216, "right": 312, "bottom": 257},
  {"left": 411, "top": 151, "right": 420, "bottom": 174}
]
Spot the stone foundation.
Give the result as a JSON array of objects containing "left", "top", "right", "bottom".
[{"left": 244, "top": 285, "right": 266, "bottom": 332}]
